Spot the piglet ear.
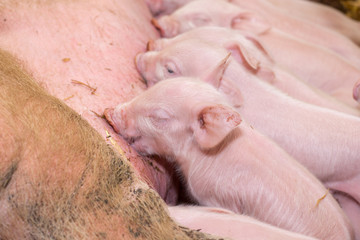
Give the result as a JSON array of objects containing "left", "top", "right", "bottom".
[
  {"left": 244, "top": 35, "right": 273, "bottom": 61},
  {"left": 202, "top": 53, "right": 231, "bottom": 88},
  {"left": 225, "top": 41, "right": 259, "bottom": 71},
  {"left": 219, "top": 76, "right": 243, "bottom": 108},
  {"left": 231, "top": 12, "right": 271, "bottom": 35},
  {"left": 193, "top": 104, "right": 242, "bottom": 149}
]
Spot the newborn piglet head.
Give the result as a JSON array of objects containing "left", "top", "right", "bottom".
[
  {"left": 136, "top": 39, "right": 231, "bottom": 88},
  {"left": 136, "top": 50, "right": 182, "bottom": 87},
  {"left": 106, "top": 77, "right": 241, "bottom": 159},
  {"left": 104, "top": 106, "right": 139, "bottom": 144}
]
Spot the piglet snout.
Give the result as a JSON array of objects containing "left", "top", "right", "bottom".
[
  {"left": 134, "top": 53, "right": 148, "bottom": 85},
  {"left": 151, "top": 18, "right": 165, "bottom": 36},
  {"left": 151, "top": 16, "right": 178, "bottom": 38},
  {"left": 104, "top": 107, "right": 121, "bottom": 133},
  {"left": 146, "top": 39, "right": 155, "bottom": 51}
]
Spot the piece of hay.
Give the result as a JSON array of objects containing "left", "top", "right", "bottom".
[
  {"left": 342, "top": 0, "right": 360, "bottom": 20},
  {"left": 315, "top": 189, "right": 329, "bottom": 208}
]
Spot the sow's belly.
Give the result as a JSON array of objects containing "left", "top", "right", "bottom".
[{"left": 0, "top": 0, "right": 177, "bottom": 204}]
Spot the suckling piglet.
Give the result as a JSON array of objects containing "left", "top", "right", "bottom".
[
  {"left": 145, "top": 27, "right": 360, "bottom": 115},
  {"left": 152, "top": 0, "right": 360, "bottom": 68},
  {"left": 105, "top": 78, "right": 353, "bottom": 240},
  {"left": 145, "top": 0, "right": 360, "bottom": 46},
  {"left": 135, "top": 39, "right": 360, "bottom": 236}
]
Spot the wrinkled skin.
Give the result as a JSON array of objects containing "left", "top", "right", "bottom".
[
  {"left": 134, "top": 39, "right": 360, "bottom": 239},
  {"left": 0, "top": 0, "right": 182, "bottom": 204},
  {"left": 168, "top": 205, "right": 318, "bottom": 240},
  {"left": 143, "top": 27, "right": 360, "bottom": 115},
  {"left": 0, "top": 49, "right": 225, "bottom": 240},
  {"left": 105, "top": 78, "right": 353, "bottom": 239},
  {"left": 152, "top": 0, "right": 360, "bottom": 67}
]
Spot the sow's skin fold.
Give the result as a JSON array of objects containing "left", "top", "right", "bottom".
[
  {"left": 0, "top": 0, "right": 180, "bottom": 204},
  {"left": 105, "top": 78, "right": 353, "bottom": 240},
  {"left": 0, "top": 50, "right": 228, "bottom": 240}
]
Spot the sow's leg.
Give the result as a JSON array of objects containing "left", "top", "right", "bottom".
[
  {"left": 0, "top": 49, "right": 223, "bottom": 240},
  {"left": 0, "top": 0, "right": 178, "bottom": 203}
]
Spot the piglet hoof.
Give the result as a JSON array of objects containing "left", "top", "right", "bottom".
[
  {"left": 353, "top": 79, "right": 360, "bottom": 102},
  {"left": 104, "top": 108, "right": 119, "bottom": 133}
]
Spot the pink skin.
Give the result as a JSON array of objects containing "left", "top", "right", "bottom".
[
  {"left": 135, "top": 39, "right": 360, "bottom": 237},
  {"left": 147, "top": 26, "right": 360, "bottom": 108},
  {"left": 256, "top": 28, "right": 360, "bottom": 108},
  {"left": 144, "top": 27, "right": 360, "bottom": 116},
  {"left": 354, "top": 79, "right": 360, "bottom": 103},
  {"left": 144, "top": 0, "right": 192, "bottom": 17},
  {"left": 0, "top": 0, "right": 183, "bottom": 204},
  {"left": 105, "top": 77, "right": 353, "bottom": 239},
  {"left": 168, "top": 205, "right": 318, "bottom": 240},
  {"left": 146, "top": 0, "right": 360, "bottom": 45},
  {"left": 261, "top": 0, "right": 360, "bottom": 45},
  {"left": 152, "top": 0, "right": 360, "bottom": 67},
  {"left": 335, "top": 193, "right": 360, "bottom": 240}
]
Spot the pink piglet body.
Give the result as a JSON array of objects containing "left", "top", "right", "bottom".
[
  {"left": 135, "top": 39, "right": 360, "bottom": 238},
  {"left": 153, "top": 0, "right": 360, "bottom": 67},
  {"left": 168, "top": 205, "right": 319, "bottom": 240},
  {"left": 146, "top": 27, "right": 360, "bottom": 114},
  {"left": 105, "top": 78, "right": 353, "bottom": 240}
]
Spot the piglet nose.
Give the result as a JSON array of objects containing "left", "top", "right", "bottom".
[
  {"left": 104, "top": 108, "right": 120, "bottom": 133},
  {"left": 146, "top": 39, "right": 155, "bottom": 51},
  {"left": 151, "top": 18, "right": 164, "bottom": 36},
  {"left": 134, "top": 53, "right": 148, "bottom": 85}
]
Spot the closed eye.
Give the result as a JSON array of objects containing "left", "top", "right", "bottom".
[{"left": 163, "top": 61, "right": 179, "bottom": 77}]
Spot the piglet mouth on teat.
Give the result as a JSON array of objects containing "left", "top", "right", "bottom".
[
  {"left": 146, "top": 39, "right": 155, "bottom": 51},
  {"left": 134, "top": 53, "right": 148, "bottom": 85},
  {"left": 104, "top": 108, "right": 120, "bottom": 133}
]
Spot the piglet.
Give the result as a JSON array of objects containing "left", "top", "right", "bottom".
[
  {"left": 258, "top": 0, "right": 360, "bottom": 45},
  {"left": 168, "top": 205, "right": 318, "bottom": 240},
  {"left": 145, "top": 27, "right": 360, "bottom": 115},
  {"left": 135, "top": 39, "right": 360, "bottom": 237},
  {"left": 152, "top": 0, "right": 360, "bottom": 67},
  {"left": 105, "top": 77, "right": 353, "bottom": 240},
  {"left": 146, "top": 0, "right": 360, "bottom": 46}
]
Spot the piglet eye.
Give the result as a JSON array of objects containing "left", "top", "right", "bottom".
[
  {"left": 164, "top": 62, "right": 178, "bottom": 76},
  {"left": 167, "top": 68, "right": 174, "bottom": 74}
]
